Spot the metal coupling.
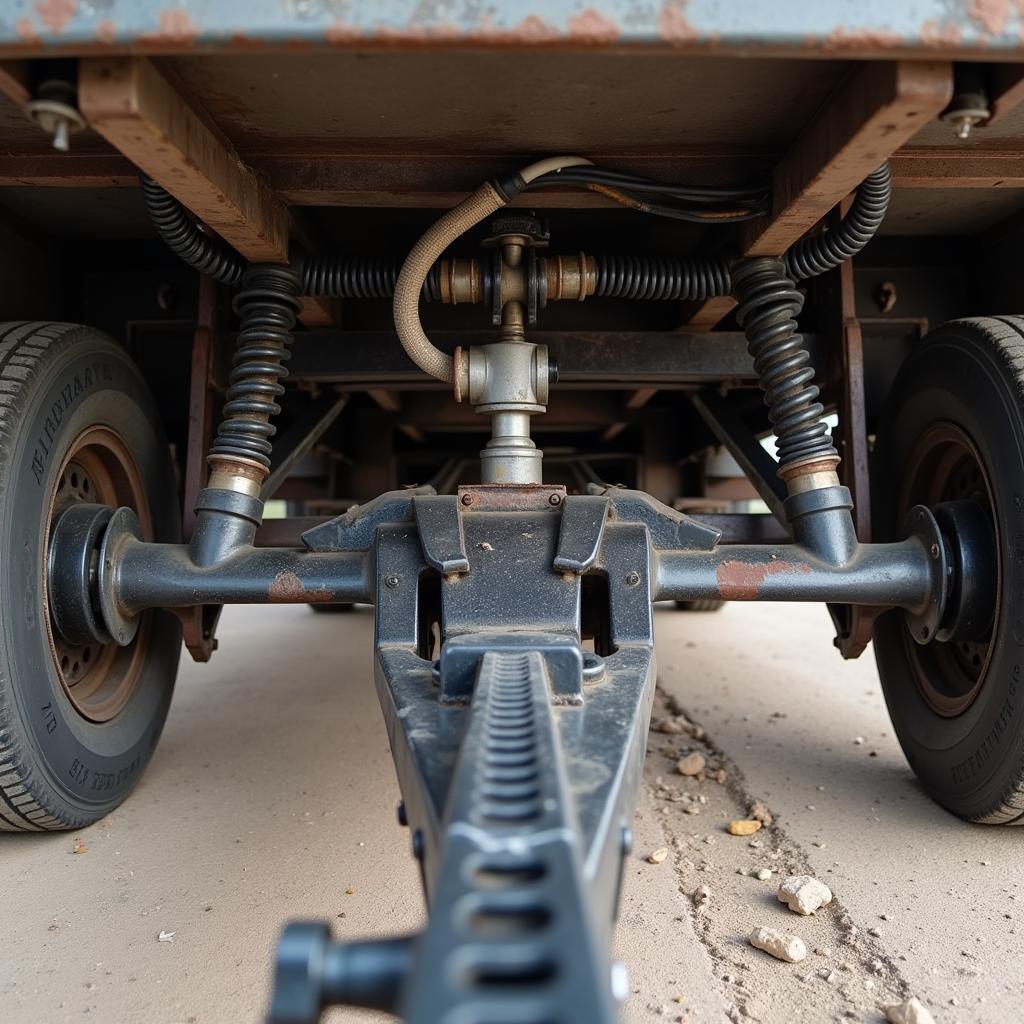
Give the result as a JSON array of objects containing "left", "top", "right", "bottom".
[
  {"left": 467, "top": 341, "right": 550, "bottom": 411},
  {"left": 541, "top": 253, "right": 596, "bottom": 302}
]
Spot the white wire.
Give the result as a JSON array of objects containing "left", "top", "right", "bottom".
[{"left": 517, "top": 155, "right": 593, "bottom": 184}]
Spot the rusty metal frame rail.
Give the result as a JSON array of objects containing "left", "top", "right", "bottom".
[{"left": 1, "top": 3, "right": 1022, "bottom": 58}]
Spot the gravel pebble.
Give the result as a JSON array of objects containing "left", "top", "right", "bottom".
[
  {"left": 727, "top": 819, "right": 763, "bottom": 836},
  {"left": 777, "top": 875, "right": 833, "bottom": 916},
  {"left": 749, "top": 925, "right": 807, "bottom": 963},
  {"left": 677, "top": 752, "right": 706, "bottom": 776},
  {"left": 647, "top": 847, "right": 669, "bottom": 864},
  {"left": 748, "top": 800, "right": 774, "bottom": 826},
  {"left": 756, "top": 868, "right": 773, "bottom": 881}
]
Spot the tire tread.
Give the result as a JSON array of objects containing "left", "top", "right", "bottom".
[{"left": 0, "top": 322, "right": 98, "bottom": 831}]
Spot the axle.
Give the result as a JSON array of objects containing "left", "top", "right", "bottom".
[{"left": 50, "top": 498, "right": 954, "bottom": 647}]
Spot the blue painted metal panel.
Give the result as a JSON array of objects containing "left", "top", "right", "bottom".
[{"left": 1, "top": 0, "right": 1022, "bottom": 58}]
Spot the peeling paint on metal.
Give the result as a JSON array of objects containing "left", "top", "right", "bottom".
[
  {"left": 658, "top": 0, "right": 697, "bottom": 44},
  {"left": 920, "top": 18, "right": 964, "bottom": 47},
  {"left": 969, "top": 0, "right": 1010, "bottom": 36},
  {"left": 147, "top": 7, "right": 200, "bottom": 46},
  {"left": 14, "top": 17, "right": 41, "bottom": 44},
  {"left": 35, "top": 0, "right": 77, "bottom": 35},
  {"left": 565, "top": 8, "right": 620, "bottom": 44},
  {"left": 95, "top": 17, "right": 117, "bottom": 44},
  {"left": 1, "top": 0, "right": 1023, "bottom": 57},
  {"left": 268, "top": 569, "right": 333, "bottom": 603},
  {"left": 819, "top": 26, "right": 903, "bottom": 52},
  {"left": 715, "top": 559, "right": 813, "bottom": 601}
]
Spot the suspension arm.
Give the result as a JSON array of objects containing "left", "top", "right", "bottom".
[
  {"left": 654, "top": 538, "right": 934, "bottom": 609},
  {"left": 111, "top": 542, "right": 373, "bottom": 612}
]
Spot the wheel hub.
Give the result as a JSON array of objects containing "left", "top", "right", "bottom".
[
  {"left": 899, "top": 422, "right": 999, "bottom": 717},
  {"left": 43, "top": 426, "right": 151, "bottom": 724}
]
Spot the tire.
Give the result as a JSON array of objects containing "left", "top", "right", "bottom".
[
  {"left": 674, "top": 600, "right": 725, "bottom": 613},
  {"left": 873, "top": 316, "right": 1024, "bottom": 823},
  {"left": 0, "top": 323, "right": 181, "bottom": 830}
]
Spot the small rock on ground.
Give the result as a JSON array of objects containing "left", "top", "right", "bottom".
[
  {"left": 748, "top": 800, "right": 774, "bottom": 826},
  {"left": 749, "top": 925, "right": 807, "bottom": 964},
  {"left": 727, "top": 819, "right": 762, "bottom": 836},
  {"left": 884, "top": 997, "right": 936, "bottom": 1024},
  {"left": 777, "top": 875, "right": 833, "bottom": 916},
  {"left": 677, "top": 752, "right": 706, "bottom": 776}
]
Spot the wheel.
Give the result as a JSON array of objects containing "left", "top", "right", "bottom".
[
  {"left": 674, "top": 600, "right": 725, "bottom": 613},
  {"left": 0, "top": 323, "right": 181, "bottom": 830},
  {"left": 872, "top": 316, "right": 1024, "bottom": 823}
]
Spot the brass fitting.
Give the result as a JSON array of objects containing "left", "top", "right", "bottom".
[
  {"left": 542, "top": 254, "right": 596, "bottom": 302},
  {"left": 438, "top": 258, "right": 483, "bottom": 305},
  {"left": 207, "top": 460, "right": 266, "bottom": 497},
  {"left": 778, "top": 456, "right": 842, "bottom": 495}
]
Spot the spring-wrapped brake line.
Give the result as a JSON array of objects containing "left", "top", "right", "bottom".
[{"left": 209, "top": 264, "right": 302, "bottom": 472}]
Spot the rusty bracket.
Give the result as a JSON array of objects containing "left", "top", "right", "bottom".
[{"left": 826, "top": 213, "right": 879, "bottom": 660}]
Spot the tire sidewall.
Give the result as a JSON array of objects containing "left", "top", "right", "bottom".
[
  {"left": 875, "top": 323, "right": 1024, "bottom": 819},
  {"left": 1, "top": 330, "right": 180, "bottom": 817}
]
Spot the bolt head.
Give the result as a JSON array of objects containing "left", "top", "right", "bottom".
[
  {"left": 625, "top": 571, "right": 641, "bottom": 587},
  {"left": 548, "top": 493, "right": 562, "bottom": 506},
  {"left": 460, "top": 493, "right": 474, "bottom": 506},
  {"left": 929, "top": 542, "right": 940, "bottom": 560},
  {"left": 385, "top": 574, "right": 400, "bottom": 589}
]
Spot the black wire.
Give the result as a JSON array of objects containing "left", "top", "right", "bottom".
[{"left": 523, "top": 163, "right": 771, "bottom": 222}]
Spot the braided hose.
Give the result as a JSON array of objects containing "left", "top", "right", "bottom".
[
  {"left": 393, "top": 183, "right": 505, "bottom": 385},
  {"left": 209, "top": 264, "right": 302, "bottom": 471},
  {"left": 140, "top": 175, "right": 244, "bottom": 287},
  {"left": 732, "top": 258, "right": 837, "bottom": 471}
]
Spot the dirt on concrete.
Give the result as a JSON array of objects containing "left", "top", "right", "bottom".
[{"left": 2, "top": 602, "right": 1020, "bottom": 1023}]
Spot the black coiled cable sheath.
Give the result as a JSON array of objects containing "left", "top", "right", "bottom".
[
  {"left": 141, "top": 164, "right": 890, "bottom": 301},
  {"left": 785, "top": 164, "right": 891, "bottom": 281},
  {"left": 301, "top": 256, "right": 443, "bottom": 302},
  {"left": 593, "top": 254, "right": 732, "bottom": 301},
  {"left": 209, "top": 264, "right": 301, "bottom": 471},
  {"left": 733, "top": 258, "right": 836, "bottom": 469},
  {"left": 140, "top": 175, "right": 244, "bottom": 287}
]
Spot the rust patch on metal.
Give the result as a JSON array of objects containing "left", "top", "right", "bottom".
[
  {"left": 95, "top": 19, "right": 117, "bottom": 44},
  {"left": 820, "top": 26, "right": 904, "bottom": 51},
  {"left": 457, "top": 483, "right": 565, "bottom": 512},
  {"left": 969, "top": 0, "right": 1010, "bottom": 36},
  {"left": 658, "top": 0, "right": 698, "bottom": 43},
  {"left": 15, "top": 17, "right": 42, "bottom": 43},
  {"left": 920, "top": 19, "right": 964, "bottom": 47},
  {"left": 141, "top": 8, "right": 200, "bottom": 47},
  {"left": 35, "top": 0, "right": 76, "bottom": 34},
  {"left": 715, "top": 559, "right": 812, "bottom": 600},
  {"left": 565, "top": 8, "right": 620, "bottom": 44},
  {"left": 324, "top": 19, "right": 361, "bottom": 46},
  {"left": 268, "top": 569, "right": 333, "bottom": 603},
  {"left": 469, "top": 13, "right": 561, "bottom": 43}
]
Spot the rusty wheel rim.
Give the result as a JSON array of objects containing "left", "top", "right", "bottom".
[
  {"left": 898, "top": 422, "right": 998, "bottom": 718},
  {"left": 43, "top": 426, "right": 152, "bottom": 723}
]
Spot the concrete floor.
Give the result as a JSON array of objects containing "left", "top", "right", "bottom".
[{"left": 2, "top": 603, "right": 1020, "bottom": 1023}]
